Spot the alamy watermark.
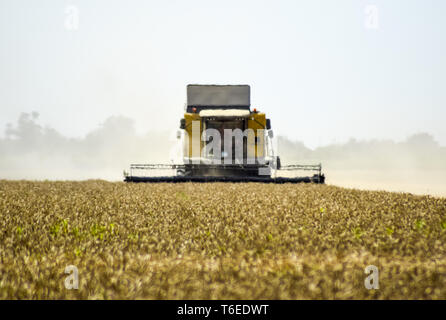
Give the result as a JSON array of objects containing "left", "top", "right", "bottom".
[
  {"left": 364, "top": 265, "right": 379, "bottom": 289},
  {"left": 364, "top": 4, "right": 379, "bottom": 30},
  {"left": 64, "top": 265, "right": 79, "bottom": 290},
  {"left": 64, "top": 5, "right": 79, "bottom": 31},
  {"left": 178, "top": 120, "right": 276, "bottom": 175}
]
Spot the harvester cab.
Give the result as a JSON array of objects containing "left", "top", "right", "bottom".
[{"left": 124, "top": 84, "right": 324, "bottom": 183}]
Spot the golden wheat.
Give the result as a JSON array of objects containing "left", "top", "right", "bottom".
[{"left": 0, "top": 180, "right": 445, "bottom": 299}]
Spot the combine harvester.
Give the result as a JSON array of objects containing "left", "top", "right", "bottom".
[{"left": 124, "top": 84, "right": 324, "bottom": 183}]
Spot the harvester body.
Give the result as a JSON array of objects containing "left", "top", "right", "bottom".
[{"left": 125, "top": 85, "right": 324, "bottom": 183}]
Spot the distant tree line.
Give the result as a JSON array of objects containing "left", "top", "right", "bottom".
[{"left": 1, "top": 112, "right": 445, "bottom": 179}]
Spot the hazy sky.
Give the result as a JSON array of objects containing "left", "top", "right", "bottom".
[{"left": 0, "top": 0, "right": 445, "bottom": 148}]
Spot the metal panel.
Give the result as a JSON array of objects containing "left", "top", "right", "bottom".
[{"left": 187, "top": 85, "right": 250, "bottom": 107}]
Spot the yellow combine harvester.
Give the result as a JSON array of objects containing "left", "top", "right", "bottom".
[{"left": 124, "top": 84, "right": 324, "bottom": 183}]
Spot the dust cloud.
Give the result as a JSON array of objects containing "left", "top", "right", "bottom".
[
  {"left": 1, "top": 112, "right": 445, "bottom": 197},
  {"left": 0, "top": 112, "right": 178, "bottom": 181},
  {"left": 278, "top": 136, "right": 446, "bottom": 197}
]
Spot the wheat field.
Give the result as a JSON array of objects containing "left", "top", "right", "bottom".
[{"left": 0, "top": 180, "right": 445, "bottom": 299}]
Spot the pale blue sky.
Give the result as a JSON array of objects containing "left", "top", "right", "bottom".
[{"left": 0, "top": 0, "right": 445, "bottom": 148}]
